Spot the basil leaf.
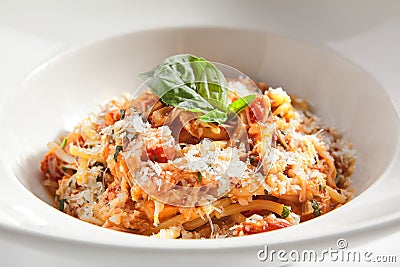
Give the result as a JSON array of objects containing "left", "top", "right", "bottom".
[
  {"left": 147, "top": 54, "right": 228, "bottom": 109},
  {"left": 141, "top": 58, "right": 214, "bottom": 113},
  {"left": 199, "top": 109, "right": 228, "bottom": 124},
  {"left": 191, "top": 58, "right": 228, "bottom": 111},
  {"left": 154, "top": 83, "right": 215, "bottom": 113},
  {"left": 141, "top": 54, "right": 196, "bottom": 86},
  {"left": 228, "top": 95, "right": 256, "bottom": 114},
  {"left": 140, "top": 54, "right": 228, "bottom": 123}
]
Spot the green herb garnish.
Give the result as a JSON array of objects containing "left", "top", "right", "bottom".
[
  {"left": 140, "top": 54, "right": 255, "bottom": 124},
  {"left": 311, "top": 199, "right": 321, "bottom": 217},
  {"left": 197, "top": 172, "right": 203, "bottom": 182},
  {"left": 120, "top": 109, "right": 125, "bottom": 119},
  {"left": 113, "top": 145, "right": 123, "bottom": 162},
  {"left": 58, "top": 198, "right": 67, "bottom": 211},
  {"left": 281, "top": 205, "right": 291, "bottom": 218},
  {"left": 60, "top": 138, "right": 67, "bottom": 149},
  {"left": 228, "top": 95, "right": 256, "bottom": 115}
]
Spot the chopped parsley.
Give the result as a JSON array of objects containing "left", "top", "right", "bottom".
[
  {"left": 197, "top": 172, "right": 203, "bottom": 182},
  {"left": 58, "top": 198, "right": 67, "bottom": 211},
  {"left": 311, "top": 199, "right": 321, "bottom": 217},
  {"left": 281, "top": 205, "right": 291, "bottom": 218},
  {"left": 120, "top": 109, "right": 125, "bottom": 119},
  {"left": 113, "top": 145, "right": 123, "bottom": 162},
  {"left": 60, "top": 138, "right": 67, "bottom": 149}
]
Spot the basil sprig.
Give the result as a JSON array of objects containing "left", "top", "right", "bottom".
[{"left": 140, "top": 54, "right": 255, "bottom": 124}]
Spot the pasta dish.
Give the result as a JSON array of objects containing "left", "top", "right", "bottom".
[{"left": 41, "top": 54, "right": 355, "bottom": 238}]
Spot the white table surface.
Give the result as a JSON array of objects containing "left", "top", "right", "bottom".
[{"left": 0, "top": 1, "right": 399, "bottom": 266}]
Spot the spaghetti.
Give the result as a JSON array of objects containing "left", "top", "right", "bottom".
[{"left": 40, "top": 56, "right": 355, "bottom": 239}]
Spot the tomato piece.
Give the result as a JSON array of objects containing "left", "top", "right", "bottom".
[
  {"left": 233, "top": 216, "right": 291, "bottom": 236},
  {"left": 248, "top": 95, "right": 270, "bottom": 123},
  {"left": 146, "top": 146, "right": 169, "bottom": 163},
  {"left": 143, "top": 128, "right": 176, "bottom": 163}
]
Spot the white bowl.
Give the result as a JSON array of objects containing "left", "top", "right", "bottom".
[{"left": 0, "top": 27, "right": 399, "bottom": 266}]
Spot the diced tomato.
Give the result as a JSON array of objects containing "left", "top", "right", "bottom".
[
  {"left": 233, "top": 216, "right": 291, "bottom": 236},
  {"left": 248, "top": 95, "right": 269, "bottom": 123},
  {"left": 146, "top": 146, "right": 169, "bottom": 163},
  {"left": 143, "top": 128, "right": 175, "bottom": 163},
  {"left": 105, "top": 181, "right": 121, "bottom": 202}
]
